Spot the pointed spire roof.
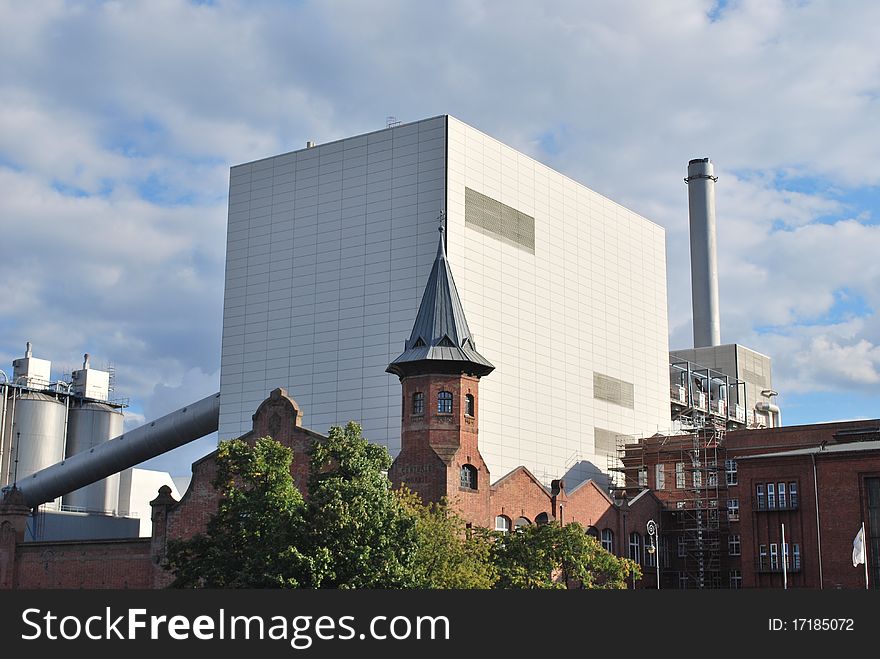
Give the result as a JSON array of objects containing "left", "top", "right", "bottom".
[{"left": 386, "top": 228, "right": 494, "bottom": 379}]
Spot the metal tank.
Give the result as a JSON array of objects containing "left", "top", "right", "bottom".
[
  {"left": 62, "top": 401, "right": 125, "bottom": 514},
  {"left": 2, "top": 391, "right": 67, "bottom": 505}
]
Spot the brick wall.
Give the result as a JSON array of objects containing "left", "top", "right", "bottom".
[{"left": 14, "top": 539, "right": 153, "bottom": 589}]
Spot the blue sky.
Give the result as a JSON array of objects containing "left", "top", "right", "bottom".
[{"left": 1, "top": 0, "right": 879, "bottom": 475}]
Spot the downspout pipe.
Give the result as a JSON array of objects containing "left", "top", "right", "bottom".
[
  {"left": 811, "top": 452, "right": 823, "bottom": 589},
  {"left": 15, "top": 392, "right": 220, "bottom": 508}
]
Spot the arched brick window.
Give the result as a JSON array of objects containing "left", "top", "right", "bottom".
[
  {"left": 601, "top": 529, "right": 614, "bottom": 553},
  {"left": 514, "top": 516, "right": 531, "bottom": 531},
  {"left": 438, "top": 390, "right": 453, "bottom": 414},
  {"left": 465, "top": 393, "right": 475, "bottom": 417},
  {"left": 629, "top": 532, "right": 642, "bottom": 564},
  {"left": 460, "top": 464, "right": 478, "bottom": 490},
  {"left": 495, "top": 515, "right": 511, "bottom": 534}
]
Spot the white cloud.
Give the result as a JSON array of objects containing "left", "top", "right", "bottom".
[{"left": 1, "top": 0, "right": 880, "bottom": 470}]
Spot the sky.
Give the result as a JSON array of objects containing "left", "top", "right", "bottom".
[{"left": 1, "top": 0, "right": 879, "bottom": 476}]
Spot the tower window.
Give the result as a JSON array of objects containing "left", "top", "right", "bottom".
[
  {"left": 438, "top": 390, "right": 453, "bottom": 414},
  {"left": 465, "top": 393, "right": 475, "bottom": 417},
  {"left": 460, "top": 464, "right": 478, "bottom": 490},
  {"left": 412, "top": 392, "right": 424, "bottom": 415}
]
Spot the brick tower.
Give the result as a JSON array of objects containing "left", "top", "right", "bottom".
[{"left": 387, "top": 228, "right": 495, "bottom": 526}]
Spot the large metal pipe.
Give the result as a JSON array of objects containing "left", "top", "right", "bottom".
[
  {"left": 685, "top": 157, "right": 721, "bottom": 348},
  {"left": 15, "top": 392, "right": 220, "bottom": 508}
]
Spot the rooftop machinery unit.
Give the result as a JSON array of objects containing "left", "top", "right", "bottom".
[{"left": 0, "top": 345, "right": 126, "bottom": 513}]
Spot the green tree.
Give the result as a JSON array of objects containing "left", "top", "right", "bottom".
[
  {"left": 303, "top": 421, "right": 419, "bottom": 588},
  {"left": 493, "top": 522, "right": 640, "bottom": 589},
  {"left": 398, "top": 490, "right": 497, "bottom": 589},
  {"left": 164, "top": 437, "right": 313, "bottom": 588}
]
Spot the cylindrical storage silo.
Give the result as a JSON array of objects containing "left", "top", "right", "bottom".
[
  {"left": 62, "top": 401, "right": 125, "bottom": 514},
  {"left": 2, "top": 391, "right": 67, "bottom": 507},
  {"left": 0, "top": 386, "right": 12, "bottom": 488}
]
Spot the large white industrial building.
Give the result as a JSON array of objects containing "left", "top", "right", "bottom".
[{"left": 220, "top": 115, "right": 671, "bottom": 485}]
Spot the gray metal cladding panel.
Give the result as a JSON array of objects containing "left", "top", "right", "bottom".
[
  {"left": 464, "top": 187, "right": 535, "bottom": 253},
  {"left": 593, "top": 372, "right": 635, "bottom": 409}
]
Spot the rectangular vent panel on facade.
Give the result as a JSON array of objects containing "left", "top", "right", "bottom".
[
  {"left": 593, "top": 372, "right": 635, "bottom": 409},
  {"left": 594, "top": 428, "right": 620, "bottom": 456},
  {"left": 464, "top": 187, "right": 535, "bottom": 253}
]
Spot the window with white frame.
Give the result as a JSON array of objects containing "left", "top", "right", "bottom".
[
  {"left": 676, "top": 462, "right": 685, "bottom": 488},
  {"left": 708, "top": 459, "right": 718, "bottom": 487},
  {"left": 728, "top": 534, "right": 741, "bottom": 556},
  {"left": 629, "top": 532, "right": 642, "bottom": 564},
  {"left": 759, "top": 544, "right": 767, "bottom": 570},
  {"left": 725, "top": 459, "right": 737, "bottom": 485},
  {"left": 460, "top": 464, "right": 478, "bottom": 490},
  {"left": 727, "top": 498, "right": 739, "bottom": 521},
  {"left": 438, "top": 390, "right": 453, "bottom": 414},
  {"left": 730, "top": 569, "right": 742, "bottom": 589},
  {"left": 777, "top": 481, "right": 787, "bottom": 509},
  {"left": 770, "top": 543, "right": 779, "bottom": 570},
  {"left": 789, "top": 482, "right": 798, "bottom": 508},
  {"left": 793, "top": 543, "right": 801, "bottom": 570},
  {"left": 638, "top": 468, "right": 648, "bottom": 488},
  {"left": 756, "top": 484, "right": 766, "bottom": 510},
  {"left": 767, "top": 483, "right": 776, "bottom": 509},
  {"left": 693, "top": 458, "right": 702, "bottom": 488},
  {"left": 655, "top": 464, "right": 665, "bottom": 490},
  {"left": 495, "top": 515, "right": 510, "bottom": 534},
  {"left": 601, "top": 529, "right": 614, "bottom": 553},
  {"left": 412, "top": 392, "right": 424, "bottom": 416}
]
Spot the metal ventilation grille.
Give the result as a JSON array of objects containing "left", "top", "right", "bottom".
[
  {"left": 593, "top": 372, "right": 635, "bottom": 409},
  {"left": 594, "top": 428, "right": 619, "bottom": 456},
  {"left": 464, "top": 187, "right": 535, "bottom": 253}
]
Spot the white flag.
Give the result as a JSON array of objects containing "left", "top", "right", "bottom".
[{"left": 853, "top": 525, "right": 866, "bottom": 567}]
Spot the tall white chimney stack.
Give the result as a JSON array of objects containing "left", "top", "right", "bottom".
[{"left": 685, "top": 157, "right": 721, "bottom": 348}]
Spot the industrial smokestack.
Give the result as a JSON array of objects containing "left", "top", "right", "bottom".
[{"left": 685, "top": 158, "right": 721, "bottom": 348}]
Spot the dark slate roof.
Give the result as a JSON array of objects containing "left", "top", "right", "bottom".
[{"left": 386, "top": 230, "right": 494, "bottom": 379}]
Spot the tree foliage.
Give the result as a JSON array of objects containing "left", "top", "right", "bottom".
[
  {"left": 164, "top": 430, "right": 639, "bottom": 591},
  {"left": 304, "top": 422, "right": 418, "bottom": 588},
  {"left": 492, "top": 522, "right": 641, "bottom": 589},
  {"left": 164, "top": 436, "right": 312, "bottom": 588},
  {"left": 398, "top": 490, "right": 497, "bottom": 589}
]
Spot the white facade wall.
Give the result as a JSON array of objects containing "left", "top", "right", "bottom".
[
  {"left": 220, "top": 115, "right": 670, "bottom": 486},
  {"left": 446, "top": 118, "right": 669, "bottom": 484}
]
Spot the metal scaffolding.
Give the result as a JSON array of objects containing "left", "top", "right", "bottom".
[{"left": 612, "top": 419, "right": 731, "bottom": 589}]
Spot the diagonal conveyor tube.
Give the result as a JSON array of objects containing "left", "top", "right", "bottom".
[{"left": 15, "top": 392, "right": 220, "bottom": 508}]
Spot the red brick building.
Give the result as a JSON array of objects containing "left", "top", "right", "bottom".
[{"left": 618, "top": 421, "right": 880, "bottom": 589}]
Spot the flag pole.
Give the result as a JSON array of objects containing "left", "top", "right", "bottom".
[
  {"left": 782, "top": 523, "right": 788, "bottom": 590},
  {"left": 864, "top": 522, "right": 869, "bottom": 590}
]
